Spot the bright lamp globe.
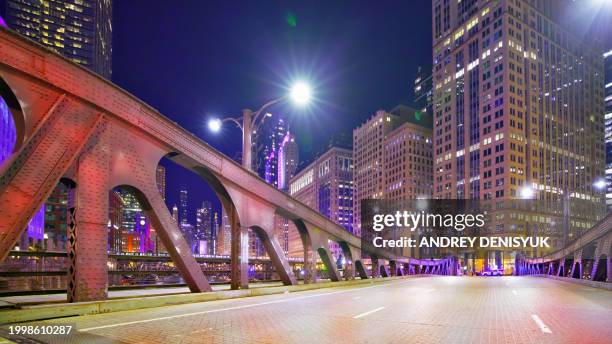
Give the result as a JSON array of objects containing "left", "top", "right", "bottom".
[{"left": 290, "top": 82, "right": 311, "bottom": 105}]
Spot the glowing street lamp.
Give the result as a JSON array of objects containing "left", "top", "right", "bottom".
[
  {"left": 208, "top": 118, "right": 222, "bottom": 133},
  {"left": 289, "top": 82, "right": 311, "bottom": 105},
  {"left": 593, "top": 178, "right": 606, "bottom": 191},
  {"left": 207, "top": 81, "right": 312, "bottom": 171},
  {"left": 519, "top": 185, "right": 534, "bottom": 199}
]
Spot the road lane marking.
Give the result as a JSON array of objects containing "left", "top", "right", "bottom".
[
  {"left": 353, "top": 306, "right": 385, "bottom": 319},
  {"left": 425, "top": 289, "right": 435, "bottom": 293},
  {"left": 531, "top": 314, "right": 552, "bottom": 334},
  {"left": 353, "top": 296, "right": 361, "bottom": 300},
  {"left": 512, "top": 289, "right": 518, "bottom": 295},
  {"left": 80, "top": 280, "right": 409, "bottom": 332}
]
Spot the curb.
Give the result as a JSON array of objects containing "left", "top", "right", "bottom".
[
  {"left": 0, "top": 276, "right": 412, "bottom": 324},
  {"left": 531, "top": 274, "right": 612, "bottom": 291}
]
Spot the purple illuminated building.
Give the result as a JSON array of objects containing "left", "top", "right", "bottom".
[
  {"left": 0, "top": 96, "right": 16, "bottom": 163},
  {"left": 1, "top": 95, "right": 45, "bottom": 250},
  {"left": 135, "top": 214, "right": 153, "bottom": 253},
  {"left": 277, "top": 132, "right": 298, "bottom": 192},
  {"left": 253, "top": 115, "right": 288, "bottom": 188}
]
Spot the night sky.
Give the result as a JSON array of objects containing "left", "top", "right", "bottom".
[{"left": 111, "top": 0, "right": 433, "bottom": 220}]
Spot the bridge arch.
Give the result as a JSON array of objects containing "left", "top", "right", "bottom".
[
  {"left": 112, "top": 183, "right": 212, "bottom": 292},
  {"left": 291, "top": 219, "right": 314, "bottom": 281}
]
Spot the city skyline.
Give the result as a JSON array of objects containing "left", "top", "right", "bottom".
[
  {"left": 0, "top": 2, "right": 612, "bottom": 342},
  {"left": 108, "top": 1, "right": 612, "bottom": 220}
]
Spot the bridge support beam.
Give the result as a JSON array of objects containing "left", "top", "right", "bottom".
[
  {"left": 222, "top": 186, "right": 297, "bottom": 286},
  {"left": 226, "top": 203, "right": 248, "bottom": 290},
  {"left": 390, "top": 260, "right": 403, "bottom": 276},
  {"left": 69, "top": 132, "right": 111, "bottom": 302},
  {"left": 379, "top": 259, "right": 390, "bottom": 277},
  {"left": 0, "top": 96, "right": 103, "bottom": 263},
  {"left": 254, "top": 226, "right": 297, "bottom": 285},
  {"left": 340, "top": 243, "right": 367, "bottom": 280},
  {"left": 371, "top": 257, "right": 381, "bottom": 278}
]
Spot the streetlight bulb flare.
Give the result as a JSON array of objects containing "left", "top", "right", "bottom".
[
  {"left": 208, "top": 118, "right": 222, "bottom": 132},
  {"left": 290, "top": 82, "right": 311, "bottom": 105},
  {"left": 520, "top": 186, "right": 534, "bottom": 199},
  {"left": 593, "top": 179, "right": 606, "bottom": 191}
]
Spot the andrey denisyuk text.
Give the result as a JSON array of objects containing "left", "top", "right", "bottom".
[{"left": 370, "top": 211, "right": 550, "bottom": 249}]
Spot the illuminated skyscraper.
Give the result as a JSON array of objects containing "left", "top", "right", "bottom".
[
  {"left": 179, "top": 189, "right": 189, "bottom": 225},
  {"left": 353, "top": 105, "right": 430, "bottom": 237},
  {"left": 212, "top": 211, "right": 219, "bottom": 255},
  {"left": 253, "top": 115, "right": 288, "bottom": 187},
  {"left": 107, "top": 191, "right": 123, "bottom": 254},
  {"left": 195, "top": 201, "right": 213, "bottom": 254},
  {"left": 0, "top": 95, "right": 15, "bottom": 163},
  {"left": 431, "top": 0, "right": 605, "bottom": 265},
  {"left": 289, "top": 141, "right": 354, "bottom": 259},
  {"left": 3, "top": 0, "right": 112, "bottom": 78},
  {"left": 156, "top": 165, "right": 166, "bottom": 201},
  {"left": 218, "top": 206, "right": 232, "bottom": 256},
  {"left": 278, "top": 132, "right": 299, "bottom": 192},
  {"left": 383, "top": 115, "right": 433, "bottom": 200},
  {"left": 414, "top": 66, "right": 433, "bottom": 115},
  {"left": 172, "top": 205, "right": 178, "bottom": 223}
]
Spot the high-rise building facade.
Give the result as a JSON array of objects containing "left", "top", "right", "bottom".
[
  {"left": 383, "top": 121, "right": 433, "bottom": 200},
  {"left": 604, "top": 49, "right": 612, "bottom": 210},
  {"left": 172, "top": 205, "right": 178, "bottom": 223},
  {"left": 277, "top": 132, "right": 299, "bottom": 192},
  {"left": 414, "top": 66, "right": 434, "bottom": 115},
  {"left": 195, "top": 201, "right": 213, "bottom": 254},
  {"left": 212, "top": 211, "right": 219, "bottom": 255},
  {"left": 107, "top": 191, "right": 123, "bottom": 254},
  {"left": 3, "top": 0, "right": 112, "bottom": 78},
  {"left": 0, "top": 95, "right": 15, "bottom": 164},
  {"left": 253, "top": 115, "right": 288, "bottom": 187},
  {"left": 179, "top": 189, "right": 189, "bottom": 225},
  {"left": 43, "top": 182, "right": 69, "bottom": 251},
  {"left": 289, "top": 145, "right": 354, "bottom": 258},
  {"left": 156, "top": 165, "right": 166, "bottom": 201},
  {"left": 217, "top": 207, "right": 232, "bottom": 256},
  {"left": 431, "top": 0, "right": 604, "bottom": 211},
  {"left": 353, "top": 105, "right": 431, "bottom": 236}
]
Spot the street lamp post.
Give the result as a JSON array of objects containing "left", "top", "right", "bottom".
[
  {"left": 208, "top": 82, "right": 311, "bottom": 171},
  {"left": 207, "top": 82, "right": 311, "bottom": 290}
]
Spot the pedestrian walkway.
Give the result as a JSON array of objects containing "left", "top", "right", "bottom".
[{"left": 0, "top": 281, "right": 286, "bottom": 308}]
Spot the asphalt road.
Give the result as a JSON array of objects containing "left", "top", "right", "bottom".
[{"left": 5, "top": 276, "right": 612, "bottom": 343}]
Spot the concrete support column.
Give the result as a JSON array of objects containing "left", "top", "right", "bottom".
[
  {"left": 303, "top": 224, "right": 340, "bottom": 282},
  {"left": 141, "top": 184, "right": 212, "bottom": 293},
  {"left": 380, "top": 259, "right": 390, "bottom": 277},
  {"left": 229, "top": 203, "right": 249, "bottom": 289},
  {"left": 389, "top": 260, "right": 399, "bottom": 276},
  {"left": 317, "top": 244, "right": 341, "bottom": 282},
  {"left": 371, "top": 257, "right": 381, "bottom": 278},
  {"left": 303, "top": 246, "right": 317, "bottom": 284},
  {"left": 257, "top": 228, "right": 297, "bottom": 285},
  {"left": 70, "top": 137, "right": 110, "bottom": 302},
  {"left": 0, "top": 97, "right": 102, "bottom": 263},
  {"left": 340, "top": 243, "right": 360, "bottom": 281},
  {"left": 355, "top": 260, "right": 370, "bottom": 279}
]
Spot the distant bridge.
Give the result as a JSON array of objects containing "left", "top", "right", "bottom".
[{"left": 518, "top": 213, "right": 611, "bottom": 283}]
